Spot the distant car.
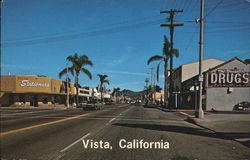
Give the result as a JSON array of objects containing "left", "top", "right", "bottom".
[
  {"left": 105, "top": 101, "right": 116, "bottom": 105},
  {"left": 77, "top": 102, "right": 87, "bottom": 108},
  {"left": 144, "top": 102, "right": 157, "bottom": 108},
  {"left": 83, "top": 101, "right": 102, "bottom": 110},
  {"left": 134, "top": 101, "right": 142, "bottom": 106},
  {"left": 233, "top": 101, "right": 250, "bottom": 111}
]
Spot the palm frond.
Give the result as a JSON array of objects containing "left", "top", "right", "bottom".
[
  {"left": 147, "top": 55, "right": 163, "bottom": 65},
  {"left": 81, "top": 68, "right": 92, "bottom": 80},
  {"left": 172, "top": 49, "right": 179, "bottom": 57},
  {"left": 103, "top": 80, "right": 110, "bottom": 85},
  {"left": 163, "top": 35, "right": 171, "bottom": 56},
  {"left": 156, "top": 60, "right": 163, "bottom": 82},
  {"left": 97, "top": 74, "right": 108, "bottom": 81},
  {"left": 67, "top": 53, "right": 78, "bottom": 63},
  {"left": 68, "top": 66, "right": 75, "bottom": 76},
  {"left": 59, "top": 68, "right": 67, "bottom": 79},
  {"left": 79, "top": 55, "right": 93, "bottom": 67}
]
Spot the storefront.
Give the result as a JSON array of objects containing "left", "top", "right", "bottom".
[
  {"left": 179, "top": 57, "right": 250, "bottom": 110},
  {"left": 0, "top": 75, "right": 75, "bottom": 107}
]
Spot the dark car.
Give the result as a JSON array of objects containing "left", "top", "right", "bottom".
[
  {"left": 83, "top": 101, "right": 102, "bottom": 110},
  {"left": 233, "top": 101, "right": 250, "bottom": 111},
  {"left": 135, "top": 101, "right": 142, "bottom": 106}
]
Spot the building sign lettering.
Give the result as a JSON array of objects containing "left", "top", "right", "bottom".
[
  {"left": 208, "top": 70, "right": 250, "bottom": 87},
  {"left": 20, "top": 80, "right": 50, "bottom": 87}
]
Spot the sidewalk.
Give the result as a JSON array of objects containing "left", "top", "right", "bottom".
[
  {"left": 182, "top": 111, "right": 250, "bottom": 147},
  {"left": 155, "top": 106, "right": 250, "bottom": 147}
]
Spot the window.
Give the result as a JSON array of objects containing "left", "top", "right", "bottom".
[
  {"left": 19, "top": 95, "right": 25, "bottom": 103},
  {"left": 42, "top": 97, "right": 48, "bottom": 104}
]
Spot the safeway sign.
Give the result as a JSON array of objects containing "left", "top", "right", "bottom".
[{"left": 208, "top": 69, "right": 250, "bottom": 87}]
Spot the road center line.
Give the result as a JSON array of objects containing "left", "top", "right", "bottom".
[
  {"left": 106, "top": 113, "right": 122, "bottom": 125},
  {"left": 60, "top": 133, "right": 91, "bottom": 153},
  {"left": 0, "top": 112, "right": 91, "bottom": 136}
]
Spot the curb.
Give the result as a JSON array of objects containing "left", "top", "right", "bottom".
[{"left": 186, "top": 116, "right": 199, "bottom": 124}]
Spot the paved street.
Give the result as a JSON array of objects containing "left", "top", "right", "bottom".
[{"left": 0, "top": 104, "right": 249, "bottom": 160}]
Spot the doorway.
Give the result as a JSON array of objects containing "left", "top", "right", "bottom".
[{"left": 30, "top": 95, "right": 38, "bottom": 107}]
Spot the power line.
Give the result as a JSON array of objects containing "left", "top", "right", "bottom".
[
  {"left": 204, "top": 0, "right": 225, "bottom": 19},
  {"left": 4, "top": 14, "right": 162, "bottom": 42},
  {"left": 2, "top": 19, "right": 163, "bottom": 47}
]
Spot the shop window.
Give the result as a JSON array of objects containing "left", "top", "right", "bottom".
[
  {"left": 51, "top": 96, "right": 55, "bottom": 104},
  {"left": 19, "top": 95, "right": 25, "bottom": 103},
  {"left": 42, "top": 97, "right": 48, "bottom": 104}
]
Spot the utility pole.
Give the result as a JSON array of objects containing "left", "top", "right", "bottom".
[
  {"left": 160, "top": 9, "right": 184, "bottom": 109},
  {"left": 195, "top": 0, "right": 204, "bottom": 118}
]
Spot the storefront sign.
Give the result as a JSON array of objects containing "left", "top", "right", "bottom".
[
  {"left": 208, "top": 69, "right": 249, "bottom": 87},
  {"left": 20, "top": 80, "right": 50, "bottom": 87}
]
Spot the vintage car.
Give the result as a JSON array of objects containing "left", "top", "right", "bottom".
[
  {"left": 233, "top": 101, "right": 250, "bottom": 111},
  {"left": 82, "top": 101, "right": 102, "bottom": 110}
]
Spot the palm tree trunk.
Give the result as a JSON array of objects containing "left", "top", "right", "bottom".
[
  {"left": 100, "top": 84, "right": 103, "bottom": 103},
  {"left": 164, "top": 60, "right": 168, "bottom": 108},
  {"left": 76, "top": 73, "right": 79, "bottom": 107}
]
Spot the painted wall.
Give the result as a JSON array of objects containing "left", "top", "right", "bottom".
[
  {"left": 206, "top": 87, "right": 249, "bottom": 110},
  {"left": 205, "top": 59, "right": 250, "bottom": 110}
]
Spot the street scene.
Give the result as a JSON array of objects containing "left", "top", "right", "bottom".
[
  {"left": 1, "top": 105, "right": 249, "bottom": 160},
  {"left": 1, "top": 0, "right": 250, "bottom": 160}
]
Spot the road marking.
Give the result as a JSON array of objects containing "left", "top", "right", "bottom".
[
  {"left": 60, "top": 133, "right": 91, "bottom": 153},
  {"left": 0, "top": 113, "right": 91, "bottom": 136},
  {"left": 179, "top": 112, "right": 189, "bottom": 116},
  {"left": 109, "top": 117, "right": 116, "bottom": 123},
  {"left": 106, "top": 113, "right": 122, "bottom": 125},
  {"left": 54, "top": 153, "right": 65, "bottom": 160}
]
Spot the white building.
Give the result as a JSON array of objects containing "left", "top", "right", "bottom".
[
  {"left": 172, "top": 58, "right": 225, "bottom": 91},
  {"left": 176, "top": 57, "right": 250, "bottom": 110}
]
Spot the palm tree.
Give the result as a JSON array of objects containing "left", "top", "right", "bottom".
[
  {"left": 97, "top": 74, "right": 110, "bottom": 102},
  {"left": 147, "top": 35, "right": 179, "bottom": 108},
  {"left": 59, "top": 53, "right": 93, "bottom": 107},
  {"left": 112, "top": 87, "right": 120, "bottom": 104}
]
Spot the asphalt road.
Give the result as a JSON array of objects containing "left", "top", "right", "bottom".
[{"left": 0, "top": 104, "right": 249, "bottom": 160}]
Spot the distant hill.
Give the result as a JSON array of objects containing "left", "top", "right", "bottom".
[{"left": 121, "top": 89, "right": 144, "bottom": 99}]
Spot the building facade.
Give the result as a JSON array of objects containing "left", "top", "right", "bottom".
[
  {"left": 0, "top": 75, "right": 75, "bottom": 107},
  {"left": 172, "top": 58, "right": 225, "bottom": 91},
  {"left": 179, "top": 57, "right": 250, "bottom": 110}
]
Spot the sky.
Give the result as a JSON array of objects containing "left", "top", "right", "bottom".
[{"left": 1, "top": 0, "right": 250, "bottom": 91}]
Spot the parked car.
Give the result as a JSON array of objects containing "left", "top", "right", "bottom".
[
  {"left": 105, "top": 101, "right": 116, "bottom": 105},
  {"left": 77, "top": 102, "right": 87, "bottom": 108},
  {"left": 134, "top": 101, "right": 142, "bottom": 106},
  {"left": 82, "top": 101, "right": 102, "bottom": 110},
  {"left": 233, "top": 101, "right": 250, "bottom": 111}
]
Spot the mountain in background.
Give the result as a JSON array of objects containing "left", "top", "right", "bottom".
[{"left": 121, "top": 89, "right": 144, "bottom": 99}]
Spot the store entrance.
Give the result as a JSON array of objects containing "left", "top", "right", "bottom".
[{"left": 30, "top": 95, "right": 38, "bottom": 107}]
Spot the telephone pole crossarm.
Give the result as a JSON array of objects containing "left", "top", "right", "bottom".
[
  {"left": 160, "top": 24, "right": 184, "bottom": 27},
  {"left": 160, "top": 10, "right": 183, "bottom": 14}
]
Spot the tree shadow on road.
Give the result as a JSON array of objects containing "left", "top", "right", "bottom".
[{"left": 113, "top": 123, "right": 250, "bottom": 147}]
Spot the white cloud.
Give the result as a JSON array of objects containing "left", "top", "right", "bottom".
[
  {"left": 1, "top": 64, "right": 28, "bottom": 70},
  {"left": 94, "top": 69, "right": 147, "bottom": 76}
]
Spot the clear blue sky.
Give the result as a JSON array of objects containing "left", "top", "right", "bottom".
[{"left": 2, "top": 0, "right": 250, "bottom": 91}]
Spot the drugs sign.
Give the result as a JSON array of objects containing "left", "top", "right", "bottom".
[{"left": 208, "top": 69, "right": 250, "bottom": 87}]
